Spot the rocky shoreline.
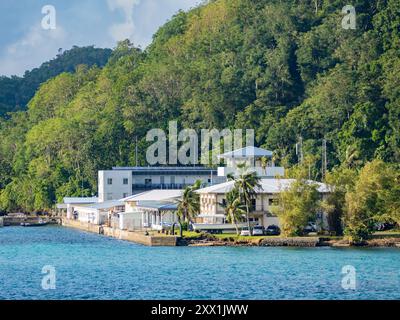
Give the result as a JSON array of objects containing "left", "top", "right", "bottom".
[{"left": 180, "top": 235, "right": 400, "bottom": 248}]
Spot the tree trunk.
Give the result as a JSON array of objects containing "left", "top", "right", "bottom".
[
  {"left": 246, "top": 204, "right": 251, "bottom": 236},
  {"left": 178, "top": 220, "right": 183, "bottom": 238}
]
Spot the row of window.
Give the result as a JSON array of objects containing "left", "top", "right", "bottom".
[
  {"left": 107, "top": 178, "right": 129, "bottom": 185},
  {"left": 107, "top": 177, "right": 211, "bottom": 185},
  {"left": 219, "top": 198, "right": 279, "bottom": 207},
  {"left": 106, "top": 193, "right": 129, "bottom": 200}
]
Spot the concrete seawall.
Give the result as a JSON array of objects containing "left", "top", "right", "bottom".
[
  {"left": 61, "top": 218, "right": 178, "bottom": 246},
  {"left": 260, "top": 237, "right": 323, "bottom": 247}
]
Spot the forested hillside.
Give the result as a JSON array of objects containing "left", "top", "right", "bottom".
[
  {"left": 0, "top": 0, "right": 399, "bottom": 212},
  {"left": 0, "top": 46, "right": 112, "bottom": 116}
]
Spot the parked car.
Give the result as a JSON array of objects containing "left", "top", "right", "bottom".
[
  {"left": 240, "top": 227, "right": 251, "bottom": 236},
  {"left": 252, "top": 225, "right": 264, "bottom": 236},
  {"left": 374, "top": 222, "right": 396, "bottom": 231},
  {"left": 265, "top": 225, "right": 280, "bottom": 236},
  {"left": 303, "top": 222, "right": 317, "bottom": 233}
]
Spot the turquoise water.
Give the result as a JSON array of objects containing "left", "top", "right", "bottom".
[{"left": 0, "top": 226, "right": 399, "bottom": 300}]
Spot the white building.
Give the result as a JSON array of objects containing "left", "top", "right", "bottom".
[
  {"left": 217, "top": 146, "right": 285, "bottom": 178},
  {"left": 119, "top": 190, "right": 182, "bottom": 231},
  {"left": 98, "top": 167, "right": 222, "bottom": 202},
  {"left": 61, "top": 197, "right": 98, "bottom": 219},
  {"left": 61, "top": 146, "right": 330, "bottom": 234},
  {"left": 72, "top": 200, "right": 125, "bottom": 225},
  {"left": 194, "top": 179, "right": 329, "bottom": 232}
]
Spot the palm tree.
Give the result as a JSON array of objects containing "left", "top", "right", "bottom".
[
  {"left": 230, "top": 163, "right": 262, "bottom": 235},
  {"left": 219, "top": 188, "right": 246, "bottom": 235},
  {"left": 176, "top": 180, "right": 201, "bottom": 237},
  {"left": 345, "top": 145, "right": 363, "bottom": 169}
]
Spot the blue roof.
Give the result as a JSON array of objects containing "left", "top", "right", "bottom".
[{"left": 135, "top": 201, "right": 178, "bottom": 211}]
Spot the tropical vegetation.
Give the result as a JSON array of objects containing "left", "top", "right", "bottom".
[{"left": 0, "top": 0, "right": 399, "bottom": 242}]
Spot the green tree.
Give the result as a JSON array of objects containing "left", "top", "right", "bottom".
[
  {"left": 229, "top": 163, "right": 261, "bottom": 234},
  {"left": 272, "top": 165, "right": 321, "bottom": 236},
  {"left": 176, "top": 180, "right": 202, "bottom": 237},
  {"left": 322, "top": 167, "right": 357, "bottom": 235},
  {"left": 344, "top": 160, "right": 399, "bottom": 243},
  {"left": 220, "top": 188, "right": 246, "bottom": 235}
]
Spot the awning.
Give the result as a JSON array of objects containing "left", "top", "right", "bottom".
[{"left": 197, "top": 214, "right": 226, "bottom": 218}]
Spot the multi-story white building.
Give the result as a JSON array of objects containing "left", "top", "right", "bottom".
[
  {"left": 98, "top": 166, "right": 223, "bottom": 202},
  {"left": 194, "top": 179, "right": 329, "bottom": 232},
  {"left": 193, "top": 146, "right": 330, "bottom": 232}
]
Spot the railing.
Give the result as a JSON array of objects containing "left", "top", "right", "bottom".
[
  {"left": 132, "top": 183, "right": 193, "bottom": 190},
  {"left": 217, "top": 166, "right": 285, "bottom": 177}
]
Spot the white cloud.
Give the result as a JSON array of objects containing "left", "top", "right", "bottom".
[
  {"left": 0, "top": 25, "right": 66, "bottom": 76},
  {"left": 107, "top": 0, "right": 140, "bottom": 42}
]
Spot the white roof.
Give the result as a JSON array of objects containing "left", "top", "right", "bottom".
[
  {"left": 75, "top": 200, "right": 124, "bottom": 210},
  {"left": 218, "top": 146, "right": 273, "bottom": 159},
  {"left": 196, "top": 179, "right": 329, "bottom": 194},
  {"left": 63, "top": 197, "right": 98, "bottom": 204},
  {"left": 122, "top": 190, "right": 183, "bottom": 202}
]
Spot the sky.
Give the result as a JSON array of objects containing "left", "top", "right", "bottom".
[{"left": 0, "top": 0, "right": 202, "bottom": 77}]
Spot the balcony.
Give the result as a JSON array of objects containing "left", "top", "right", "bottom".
[
  {"left": 217, "top": 166, "right": 285, "bottom": 177},
  {"left": 132, "top": 183, "right": 192, "bottom": 190}
]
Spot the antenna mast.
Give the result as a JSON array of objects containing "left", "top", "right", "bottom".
[{"left": 322, "top": 138, "right": 327, "bottom": 179}]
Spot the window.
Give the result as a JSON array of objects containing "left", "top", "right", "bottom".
[
  {"left": 123, "top": 193, "right": 128, "bottom": 198},
  {"left": 160, "top": 176, "right": 165, "bottom": 184},
  {"left": 269, "top": 199, "right": 278, "bottom": 206},
  {"left": 107, "top": 193, "right": 113, "bottom": 200},
  {"left": 145, "top": 178, "right": 152, "bottom": 186},
  {"left": 107, "top": 178, "right": 113, "bottom": 185},
  {"left": 123, "top": 178, "right": 128, "bottom": 185},
  {"left": 251, "top": 199, "right": 256, "bottom": 211},
  {"left": 171, "top": 176, "right": 175, "bottom": 184}
]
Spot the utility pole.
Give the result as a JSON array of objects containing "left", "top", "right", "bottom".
[
  {"left": 296, "top": 136, "right": 303, "bottom": 165},
  {"left": 135, "top": 136, "right": 139, "bottom": 167},
  {"left": 322, "top": 138, "right": 327, "bottom": 179}
]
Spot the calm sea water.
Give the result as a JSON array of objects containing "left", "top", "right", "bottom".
[{"left": 0, "top": 226, "right": 399, "bottom": 300}]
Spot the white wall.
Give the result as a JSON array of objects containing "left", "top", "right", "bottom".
[
  {"left": 75, "top": 206, "right": 107, "bottom": 225},
  {"left": 98, "top": 170, "right": 132, "bottom": 202},
  {"left": 119, "top": 212, "right": 143, "bottom": 230}
]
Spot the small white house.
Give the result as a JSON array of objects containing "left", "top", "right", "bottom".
[
  {"left": 73, "top": 200, "right": 125, "bottom": 225},
  {"left": 61, "top": 197, "right": 99, "bottom": 219},
  {"left": 119, "top": 190, "right": 182, "bottom": 231}
]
